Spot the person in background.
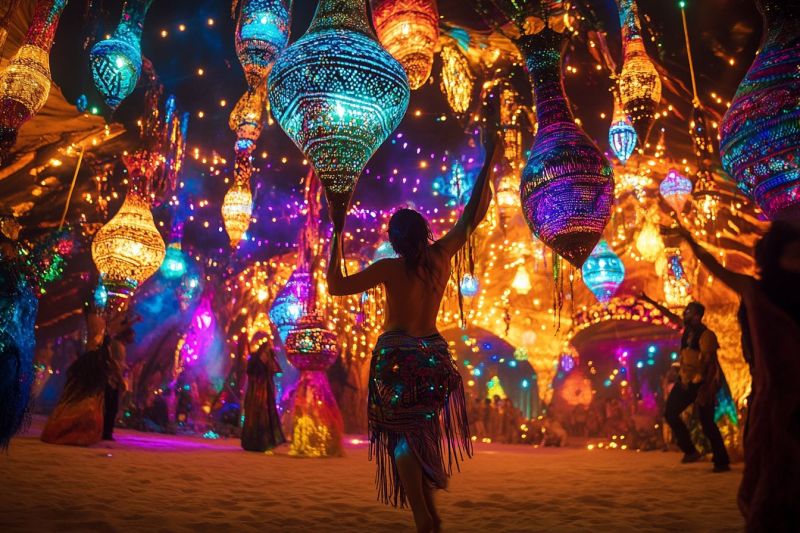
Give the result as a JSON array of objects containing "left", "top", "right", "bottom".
[
  {"left": 661, "top": 220, "right": 800, "bottom": 531},
  {"left": 325, "top": 96, "right": 501, "bottom": 533},
  {"left": 641, "top": 293, "right": 729, "bottom": 472},
  {"left": 103, "top": 325, "right": 133, "bottom": 441},
  {"left": 241, "top": 337, "right": 285, "bottom": 452}
]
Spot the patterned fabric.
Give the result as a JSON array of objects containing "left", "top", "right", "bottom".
[{"left": 368, "top": 330, "right": 472, "bottom": 507}]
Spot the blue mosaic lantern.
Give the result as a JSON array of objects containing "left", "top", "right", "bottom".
[
  {"left": 460, "top": 274, "right": 479, "bottom": 297},
  {"left": 372, "top": 241, "right": 397, "bottom": 263},
  {"left": 89, "top": 0, "right": 153, "bottom": 109},
  {"left": 267, "top": 0, "right": 410, "bottom": 222},
  {"left": 269, "top": 268, "right": 310, "bottom": 343},
  {"left": 608, "top": 97, "right": 637, "bottom": 165},
  {"left": 581, "top": 240, "right": 625, "bottom": 304},
  {"left": 234, "top": 0, "right": 293, "bottom": 88}
]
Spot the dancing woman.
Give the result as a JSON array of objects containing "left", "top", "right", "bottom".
[{"left": 326, "top": 113, "right": 500, "bottom": 532}]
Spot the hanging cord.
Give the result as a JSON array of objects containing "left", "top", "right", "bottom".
[
  {"left": 59, "top": 145, "right": 85, "bottom": 230},
  {"left": 679, "top": 4, "right": 700, "bottom": 107}
]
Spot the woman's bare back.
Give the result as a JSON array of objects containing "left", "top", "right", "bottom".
[{"left": 381, "top": 244, "right": 451, "bottom": 337}]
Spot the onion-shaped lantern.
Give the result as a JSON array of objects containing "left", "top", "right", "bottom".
[
  {"left": 460, "top": 273, "right": 479, "bottom": 297},
  {"left": 0, "top": 0, "right": 67, "bottom": 162},
  {"left": 581, "top": 240, "right": 625, "bottom": 304},
  {"left": 616, "top": 0, "right": 661, "bottom": 144},
  {"left": 517, "top": 28, "right": 614, "bottom": 268},
  {"left": 221, "top": 153, "right": 254, "bottom": 247},
  {"left": 89, "top": 0, "right": 153, "bottom": 109},
  {"left": 268, "top": 0, "right": 410, "bottom": 228},
  {"left": 608, "top": 95, "right": 637, "bottom": 165},
  {"left": 371, "top": 0, "right": 439, "bottom": 90},
  {"left": 91, "top": 189, "right": 165, "bottom": 306},
  {"left": 234, "top": 0, "right": 292, "bottom": 88},
  {"left": 439, "top": 43, "right": 473, "bottom": 115},
  {"left": 659, "top": 169, "right": 693, "bottom": 214},
  {"left": 719, "top": 0, "right": 800, "bottom": 220},
  {"left": 284, "top": 313, "right": 338, "bottom": 371},
  {"left": 269, "top": 268, "right": 311, "bottom": 343}
]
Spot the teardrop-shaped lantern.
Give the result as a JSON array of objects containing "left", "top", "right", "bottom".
[
  {"left": 268, "top": 0, "right": 410, "bottom": 224},
  {"left": 719, "top": 0, "right": 800, "bottom": 220},
  {"left": 517, "top": 28, "right": 614, "bottom": 268},
  {"left": 0, "top": 0, "right": 67, "bottom": 162},
  {"left": 616, "top": 0, "right": 661, "bottom": 144},
  {"left": 662, "top": 247, "right": 691, "bottom": 308},
  {"left": 229, "top": 82, "right": 268, "bottom": 153},
  {"left": 234, "top": 0, "right": 292, "bottom": 88},
  {"left": 659, "top": 168, "right": 693, "bottom": 214},
  {"left": 635, "top": 220, "right": 663, "bottom": 262},
  {"left": 511, "top": 264, "right": 532, "bottom": 295},
  {"left": 92, "top": 152, "right": 166, "bottom": 307},
  {"left": 690, "top": 104, "right": 714, "bottom": 160},
  {"left": 371, "top": 0, "right": 439, "bottom": 90},
  {"left": 269, "top": 268, "right": 311, "bottom": 343},
  {"left": 460, "top": 273, "right": 479, "bottom": 297},
  {"left": 440, "top": 43, "right": 473, "bottom": 114},
  {"left": 608, "top": 95, "right": 637, "bottom": 165},
  {"left": 221, "top": 154, "right": 254, "bottom": 248},
  {"left": 581, "top": 240, "right": 625, "bottom": 304},
  {"left": 89, "top": 0, "right": 153, "bottom": 109},
  {"left": 91, "top": 189, "right": 166, "bottom": 305}
]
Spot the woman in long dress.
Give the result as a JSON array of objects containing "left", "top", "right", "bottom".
[
  {"left": 241, "top": 341, "right": 285, "bottom": 452},
  {"left": 326, "top": 113, "right": 500, "bottom": 532}
]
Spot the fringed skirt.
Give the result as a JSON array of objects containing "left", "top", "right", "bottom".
[{"left": 368, "top": 331, "right": 472, "bottom": 507}]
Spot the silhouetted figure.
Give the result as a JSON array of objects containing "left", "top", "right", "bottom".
[{"left": 241, "top": 342, "right": 285, "bottom": 452}]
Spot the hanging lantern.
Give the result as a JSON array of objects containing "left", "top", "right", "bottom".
[
  {"left": 662, "top": 247, "right": 692, "bottom": 308},
  {"left": 581, "top": 240, "right": 625, "bottom": 305},
  {"left": 268, "top": 0, "right": 410, "bottom": 227},
  {"left": 234, "top": 0, "right": 292, "bottom": 88},
  {"left": 689, "top": 104, "right": 714, "bottom": 159},
  {"left": 615, "top": 171, "right": 651, "bottom": 202},
  {"left": 440, "top": 43, "right": 473, "bottom": 114},
  {"left": 230, "top": 81, "right": 269, "bottom": 152},
  {"left": 511, "top": 264, "right": 532, "bottom": 295},
  {"left": 719, "top": 1, "right": 800, "bottom": 220},
  {"left": 372, "top": 240, "right": 398, "bottom": 263},
  {"left": 284, "top": 313, "right": 338, "bottom": 370},
  {"left": 0, "top": 0, "right": 67, "bottom": 162},
  {"left": 160, "top": 242, "right": 188, "bottom": 280},
  {"left": 659, "top": 168, "right": 693, "bottom": 214},
  {"left": 635, "top": 220, "right": 664, "bottom": 262},
  {"left": 269, "top": 268, "right": 311, "bottom": 343},
  {"left": 517, "top": 28, "right": 614, "bottom": 268},
  {"left": 460, "top": 273, "right": 479, "bottom": 297},
  {"left": 616, "top": 0, "right": 661, "bottom": 144},
  {"left": 693, "top": 170, "right": 720, "bottom": 225},
  {"left": 89, "top": 0, "right": 153, "bottom": 110},
  {"left": 91, "top": 189, "right": 166, "bottom": 306},
  {"left": 608, "top": 95, "right": 637, "bottom": 165},
  {"left": 222, "top": 152, "right": 254, "bottom": 247},
  {"left": 372, "top": 0, "right": 439, "bottom": 90}
]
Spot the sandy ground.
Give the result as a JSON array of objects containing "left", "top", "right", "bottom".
[{"left": 1, "top": 418, "right": 743, "bottom": 532}]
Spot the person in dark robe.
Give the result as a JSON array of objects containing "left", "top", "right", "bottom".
[
  {"left": 241, "top": 340, "right": 285, "bottom": 452},
  {"left": 103, "top": 326, "right": 133, "bottom": 440},
  {"left": 662, "top": 220, "right": 800, "bottom": 532}
]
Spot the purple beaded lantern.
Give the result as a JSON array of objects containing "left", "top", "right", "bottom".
[
  {"left": 719, "top": 0, "right": 800, "bottom": 220},
  {"left": 517, "top": 28, "right": 614, "bottom": 268}
]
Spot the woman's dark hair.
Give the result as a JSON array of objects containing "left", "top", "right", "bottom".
[{"left": 388, "top": 208, "right": 436, "bottom": 284}]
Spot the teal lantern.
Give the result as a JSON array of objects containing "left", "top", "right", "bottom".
[
  {"left": 581, "top": 240, "right": 625, "bottom": 304},
  {"left": 460, "top": 274, "right": 479, "bottom": 297},
  {"left": 89, "top": 0, "right": 153, "bottom": 109},
  {"left": 234, "top": 0, "right": 293, "bottom": 88},
  {"left": 269, "top": 268, "right": 310, "bottom": 343},
  {"left": 372, "top": 240, "right": 397, "bottom": 263},
  {"left": 267, "top": 0, "right": 410, "bottom": 225}
]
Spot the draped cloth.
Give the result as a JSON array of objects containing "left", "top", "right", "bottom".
[
  {"left": 368, "top": 331, "right": 472, "bottom": 508},
  {"left": 738, "top": 281, "right": 800, "bottom": 532}
]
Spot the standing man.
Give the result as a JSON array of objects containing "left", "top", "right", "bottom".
[{"left": 641, "top": 294, "right": 730, "bottom": 472}]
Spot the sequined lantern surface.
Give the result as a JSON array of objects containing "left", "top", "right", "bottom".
[
  {"left": 616, "top": 0, "right": 661, "bottom": 144},
  {"left": 89, "top": 0, "right": 154, "bottom": 109},
  {"left": 460, "top": 273, "right": 479, "bottom": 297},
  {"left": 91, "top": 189, "right": 166, "bottom": 301},
  {"left": 662, "top": 247, "right": 691, "bottom": 308},
  {"left": 719, "top": 0, "right": 800, "bottom": 220},
  {"left": 235, "top": 0, "right": 292, "bottom": 88},
  {"left": 517, "top": 28, "right": 614, "bottom": 268},
  {"left": 229, "top": 82, "right": 268, "bottom": 152},
  {"left": 371, "top": 0, "right": 439, "bottom": 90},
  {"left": 440, "top": 43, "right": 473, "bottom": 114},
  {"left": 581, "top": 240, "right": 625, "bottom": 305},
  {"left": 269, "top": 268, "right": 311, "bottom": 343},
  {"left": 635, "top": 220, "right": 663, "bottom": 262},
  {"left": 659, "top": 169, "right": 693, "bottom": 214},
  {"left": 284, "top": 313, "right": 338, "bottom": 371},
  {"left": 608, "top": 96, "right": 637, "bottom": 165},
  {"left": 221, "top": 155, "right": 254, "bottom": 248},
  {"left": 268, "top": 0, "right": 410, "bottom": 214},
  {"left": 0, "top": 0, "right": 67, "bottom": 161}
]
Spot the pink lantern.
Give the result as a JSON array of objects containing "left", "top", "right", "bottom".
[{"left": 659, "top": 169, "right": 693, "bottom": 213}]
